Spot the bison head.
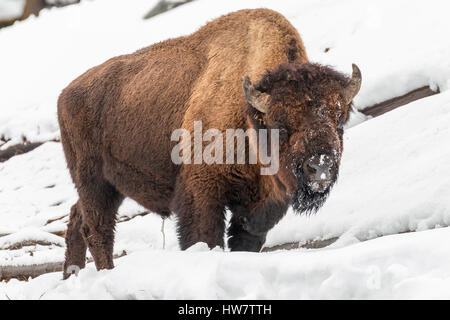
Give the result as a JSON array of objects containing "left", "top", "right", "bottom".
[{"left": 243, "top": 63, "right": 361, "bottom": 213}]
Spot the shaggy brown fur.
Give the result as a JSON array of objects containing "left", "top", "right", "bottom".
[{"left": 58, "top": 9, "right": 360, "bottom": 278}]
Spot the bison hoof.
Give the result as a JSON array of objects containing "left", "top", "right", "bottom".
[{"left": 228, "top": 230, "right": 265, "bottom": 252}]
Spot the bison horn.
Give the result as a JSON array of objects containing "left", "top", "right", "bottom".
[
  {"left": 342, "top": 64, "right": 362, "bottom": 105},
  {"left": 242, "top": 75, "right": 270, "bottom": 113}
]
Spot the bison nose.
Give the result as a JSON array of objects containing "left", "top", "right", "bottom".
[{"left": 302, "top": 154, "right": 334, "bottom": 192}]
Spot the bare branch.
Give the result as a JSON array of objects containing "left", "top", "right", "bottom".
[{"left": 143, "top": 0, "right": 195, "bottom": 20}]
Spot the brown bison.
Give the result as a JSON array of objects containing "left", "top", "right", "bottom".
[{"left": 58, "top": 8, "right": 361, "bottom": 278}]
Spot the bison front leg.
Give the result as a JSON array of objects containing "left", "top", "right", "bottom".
[
  {"left": 228, "top": 201, "right": 288, "bottom": 252},
  {"left": 175, "top": 199, "right": 226, "bottom": 250},
  {"left": 172, "top": 175, "right": 226, "bottom": 250},
  {"left": 227, "top": 215, "right": 267, "bottom": 252}
]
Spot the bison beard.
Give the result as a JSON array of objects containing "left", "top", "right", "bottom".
[{"left": 292, "top": 165, "right": 338, "bottom": 214}]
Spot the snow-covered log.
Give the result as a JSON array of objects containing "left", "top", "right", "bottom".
[
  {"left": 362, "top": 86, "right": 439, "bottom": 118},
  {"left": 0, "top": 142, "right": 43, "bottom": 163},
  {"left": 0, "top": 262, "right": 63, "bottom": 281},
  {"left": 0, "top": 252, "right": 126, "bottom": 281},
  {"left": 262, "top": 237, "right": 339, "bottom": 252}
]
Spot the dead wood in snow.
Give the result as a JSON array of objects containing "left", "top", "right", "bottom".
[
  {"left": 362, "top": 86, "right": 439, "bottom": 118},
  {"left": 143, "top": 0, "right": 195, "bottom": 19},
  {"left": 0, "top": 142, "right": 44, "bottom": 162},
  {"left": 261, "top": 237, "right": 339, "bottom": 252},
  {"left": 0, "top": 251, "right": 127, "bottom": 281}
]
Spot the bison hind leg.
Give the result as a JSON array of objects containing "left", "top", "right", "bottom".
[
  {"left": 63, "top": 201, "right": 87, "bottom": 279},
  {"left": 73, "top": 170, "right": 124, "bottom": 270}
]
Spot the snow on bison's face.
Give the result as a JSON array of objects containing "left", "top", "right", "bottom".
[{"left": 243, "top": 63, "right": 361, "bottom": 213}]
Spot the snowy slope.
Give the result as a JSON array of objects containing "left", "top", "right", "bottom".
[
  {"left": 2, "top": 228, "right": 450, "bottom": 299},
  {"left": 1, "top": 0, "right": 450, "bottom": 299},
  {"left": 0, "top": 0, "right": 24, "bottom": 21}
]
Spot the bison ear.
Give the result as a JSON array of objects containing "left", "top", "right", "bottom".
[
  {"left": 342, "top": 64, "right": 362, "bottom": 105},
  {"left": 242, "top": 75, "right": 270, "bottom": 113}
]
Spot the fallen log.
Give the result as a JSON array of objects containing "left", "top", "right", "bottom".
[
  {"left": 0, "top": 262, "right": 62, "bottom": 281},
  {"left": 0, "top": 142, "right": 44, "bottom": 162},
  {"left": 21, "top": 0, "right": 81, "bottom": 21},
  {"left": 261, "top": 237, "right": 339, "bottom": 252},
  {"left": 362, "top": 86, "right": 439, "bottom": 118},
  {"left": 0, "top": 240, "right": 63, "bottom": 251},
  {"left": 0, "top": 251, "right": 127, "bottom": 281}
]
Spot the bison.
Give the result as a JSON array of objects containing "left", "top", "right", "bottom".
[{"left": 58, "top": 8, "right": 361, "bottom": 278}]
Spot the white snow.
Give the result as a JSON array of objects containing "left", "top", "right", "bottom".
[
  {"left": 0, "top": 0, "right": 24, "bottom": 21},
  {"left": 0, "top": 228, "right": 65, "bottom": 250},
  {"left": 0, "top": 228, "right": 65, "bottom": 267},
  {"left": 1, "top": 0, "right": 450, "bottom": 299},
  {"left": 2, "top": 228, "right": 450, "bottom": 299}
]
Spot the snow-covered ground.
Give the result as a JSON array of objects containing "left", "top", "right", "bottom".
[
  {"left": 0, "top": 0, "right": 24, "bottom": 21},
  {"left": 1, "top": 0, "right": 450, "bottom": 299},
  {"left": 3, "top": 227, "right": 450, "bottom": 300}
]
